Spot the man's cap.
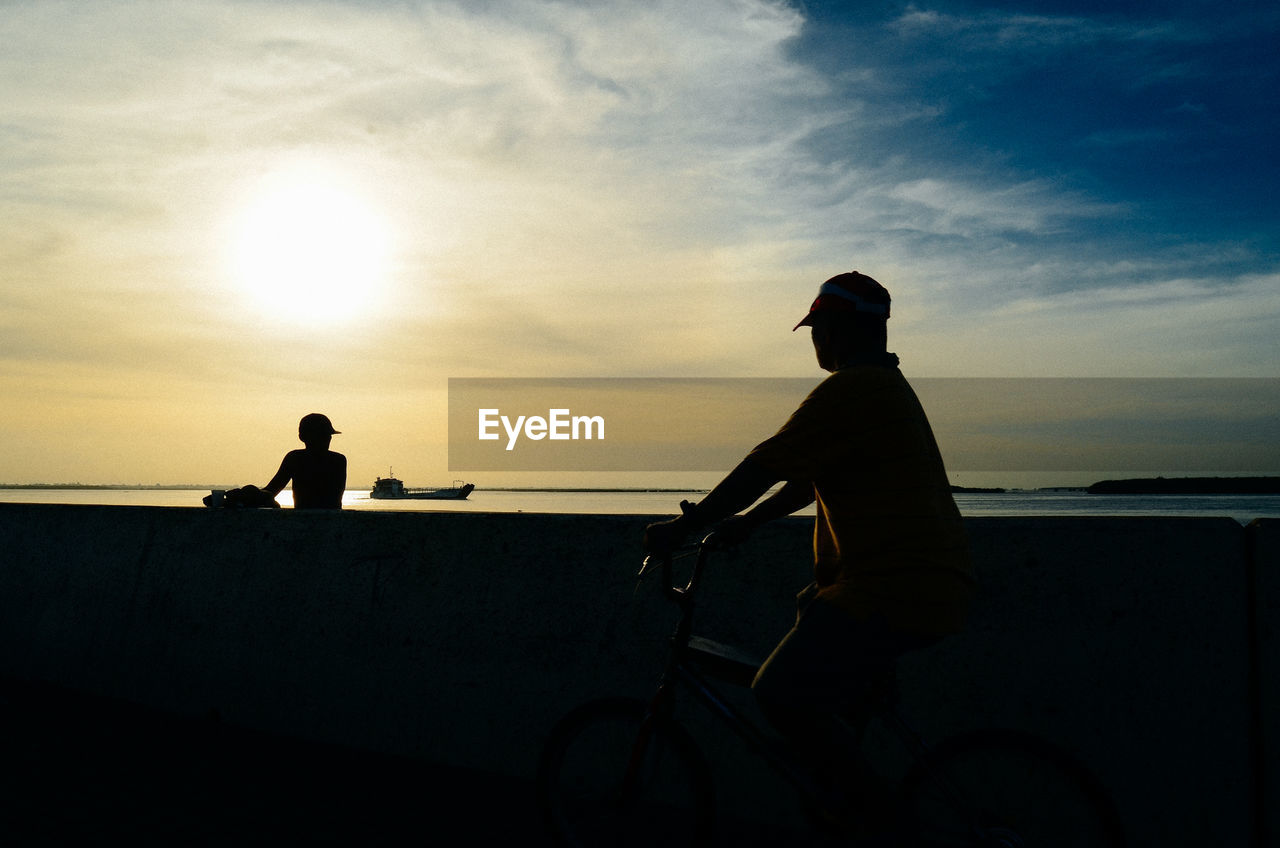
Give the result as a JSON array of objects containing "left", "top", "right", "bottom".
[
  {"left": 793, "top": 271, "right": 891, "bottom": 331},
  {"left": 299, "top": 413, "right": 340, "bottom": 435}
]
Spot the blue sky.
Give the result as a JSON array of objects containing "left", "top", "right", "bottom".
[
  {"left": 793, "top": 2, "right": 1277, "bottom": 256},
  {"left": 0, "top": 0, "right": 1276, "bottom": 486},
  {"left": 784, "top": 1, "right": 1279, "bottom": 325}
]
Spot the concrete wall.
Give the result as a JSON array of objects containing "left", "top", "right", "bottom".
[
  {"left": 0, "top": 503, "right": 1269, "bottom": 845},
  {"left": 1252, "top": 518, "right": 1277, "bottom": 848}
]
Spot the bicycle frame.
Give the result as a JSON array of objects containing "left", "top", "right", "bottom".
[
  {"left": 542, "top": 535, "right": 1126, "bottom": 848},
  {"left": 648, "top": 642, "right": 834, "bottom": 805},
  {"left": 631, "top": 535, "right": 944, "bottom": 819}
]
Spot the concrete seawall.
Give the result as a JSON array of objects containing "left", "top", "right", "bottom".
[{"left": 0, "top": 503, "right": 1273, "bottom": 845}]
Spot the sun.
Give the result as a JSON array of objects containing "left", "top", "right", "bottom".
[{"left": 228, "top": 163, "right": 392, "bottom": 324}]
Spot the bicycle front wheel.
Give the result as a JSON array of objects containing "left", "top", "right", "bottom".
[
  {"left": 899, "top": 728, "right": 1124, "bottom": 847},
  {"left": 536, "top": 697, "right": 716, "bottom": 847}
]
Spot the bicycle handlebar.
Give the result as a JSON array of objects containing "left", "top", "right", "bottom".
[{"left": 639, "top": 531, "right": 720, "bottom": 605}]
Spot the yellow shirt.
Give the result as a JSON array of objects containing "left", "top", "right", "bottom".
[{"left": 747, "top": 363, "right": 974, "bottom": 635}]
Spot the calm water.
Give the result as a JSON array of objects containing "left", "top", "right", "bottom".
[{"left": 2, "top": 488, "right": 1278, "bottom": 524}]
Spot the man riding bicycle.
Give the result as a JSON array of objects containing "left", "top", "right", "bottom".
[{"left": 644, "top": 271, "right": 974, "bottom": 822}]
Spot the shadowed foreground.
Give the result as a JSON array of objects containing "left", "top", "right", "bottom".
[
  {"left": 1, "top": 506, "right": 1272, "bottom": 845},
  {"left": 0, "top": 678, "right": 551, "bottom": 846}
]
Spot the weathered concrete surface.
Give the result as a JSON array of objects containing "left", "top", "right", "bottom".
[
  {"left": 0, "top": 675, "right": 551, "bottom": 846},
  {"left": 924, "top": 517, "right": 1253, "bottom": 848},
  {"left": 1252, "top": 518, "right": 1277, "bottom": 848},
  {"left": 0, "top": 503, "right": 1263, "bottom": 845}
]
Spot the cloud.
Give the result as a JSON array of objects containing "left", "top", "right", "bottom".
[
  {"left": 0, "top": 2, "right": 837, "bottom": 374},
  {"left": 0, "top": 0, "right": 1275, "bottom": 486},
  {"left": 0, "top": 0, "right": 1275, "bottom": 487},
  {"left": 887, "top": 5, "right": 1201, "bottom": 53},
  {"left": 880, "top": 177, "right": 1121, "bottom": 237}
]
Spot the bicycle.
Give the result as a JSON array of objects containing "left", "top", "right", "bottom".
[{"left": 536, "top": 532, "right": 1126, "bottom": 847}]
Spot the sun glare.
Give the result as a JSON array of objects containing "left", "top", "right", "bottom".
[{"left": 228, "top": 163, "right": 392, "bottom": 325}]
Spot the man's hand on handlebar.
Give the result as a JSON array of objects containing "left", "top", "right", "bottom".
[
  {"left": 643, "top": 517, "right": 686, "bottom": 554},
  {"left": 643, "top": 500, "right": 702, "bottom": 554},
  {"left": 644, "top": 500, "right": 762, "bottom": 555}
]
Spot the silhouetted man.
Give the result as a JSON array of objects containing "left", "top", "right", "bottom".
[
  {"left": 645, "top": 271, "right": 973, "bottom": 827},
  {"left": 264, "top": 413, "right": 347, "bottom": 509}
]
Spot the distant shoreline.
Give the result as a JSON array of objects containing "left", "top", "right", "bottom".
[
  {"left": 3, "top": 477, "right": 1277, "bottom": 495},
  {"left": 1087, "top": 476, "right": 1280, "bottom": 495},
  {"left": 0, "top": 484, "right": 709, "bottom": 494},
  {"left": 0, "top": 484, "right": 224, "bottom": 491}
]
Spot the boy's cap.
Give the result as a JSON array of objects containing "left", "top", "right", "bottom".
[
  {"left": 299, "top": 413, "right": 340, "bottom": 435},
  {"left": 793, "top": 271, "right": 891, "bottom": 330}
]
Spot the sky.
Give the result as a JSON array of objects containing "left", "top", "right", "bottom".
[{"left": 2, "top": 0, "right": 1277, "bottom": 488}]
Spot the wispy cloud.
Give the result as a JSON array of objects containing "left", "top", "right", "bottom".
[{"left": 0, "top": 0, "right": 1275, "bottom": 483}]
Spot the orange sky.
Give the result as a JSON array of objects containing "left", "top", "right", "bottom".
[{"left": 2, "top": 1, "right": 1276, "bottom": 487}]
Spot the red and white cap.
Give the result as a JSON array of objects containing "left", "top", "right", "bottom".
[{"left": 793, "top": 271, "right": 891, "bottom": 330}]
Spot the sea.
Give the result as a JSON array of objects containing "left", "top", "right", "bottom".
[{"left": 2, "top": 487, "right": 1279, "bottom": 524}]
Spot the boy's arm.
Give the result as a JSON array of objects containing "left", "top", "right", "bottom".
[{"left": 263, "top": 454, "right": 293, "bottom": 497}]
